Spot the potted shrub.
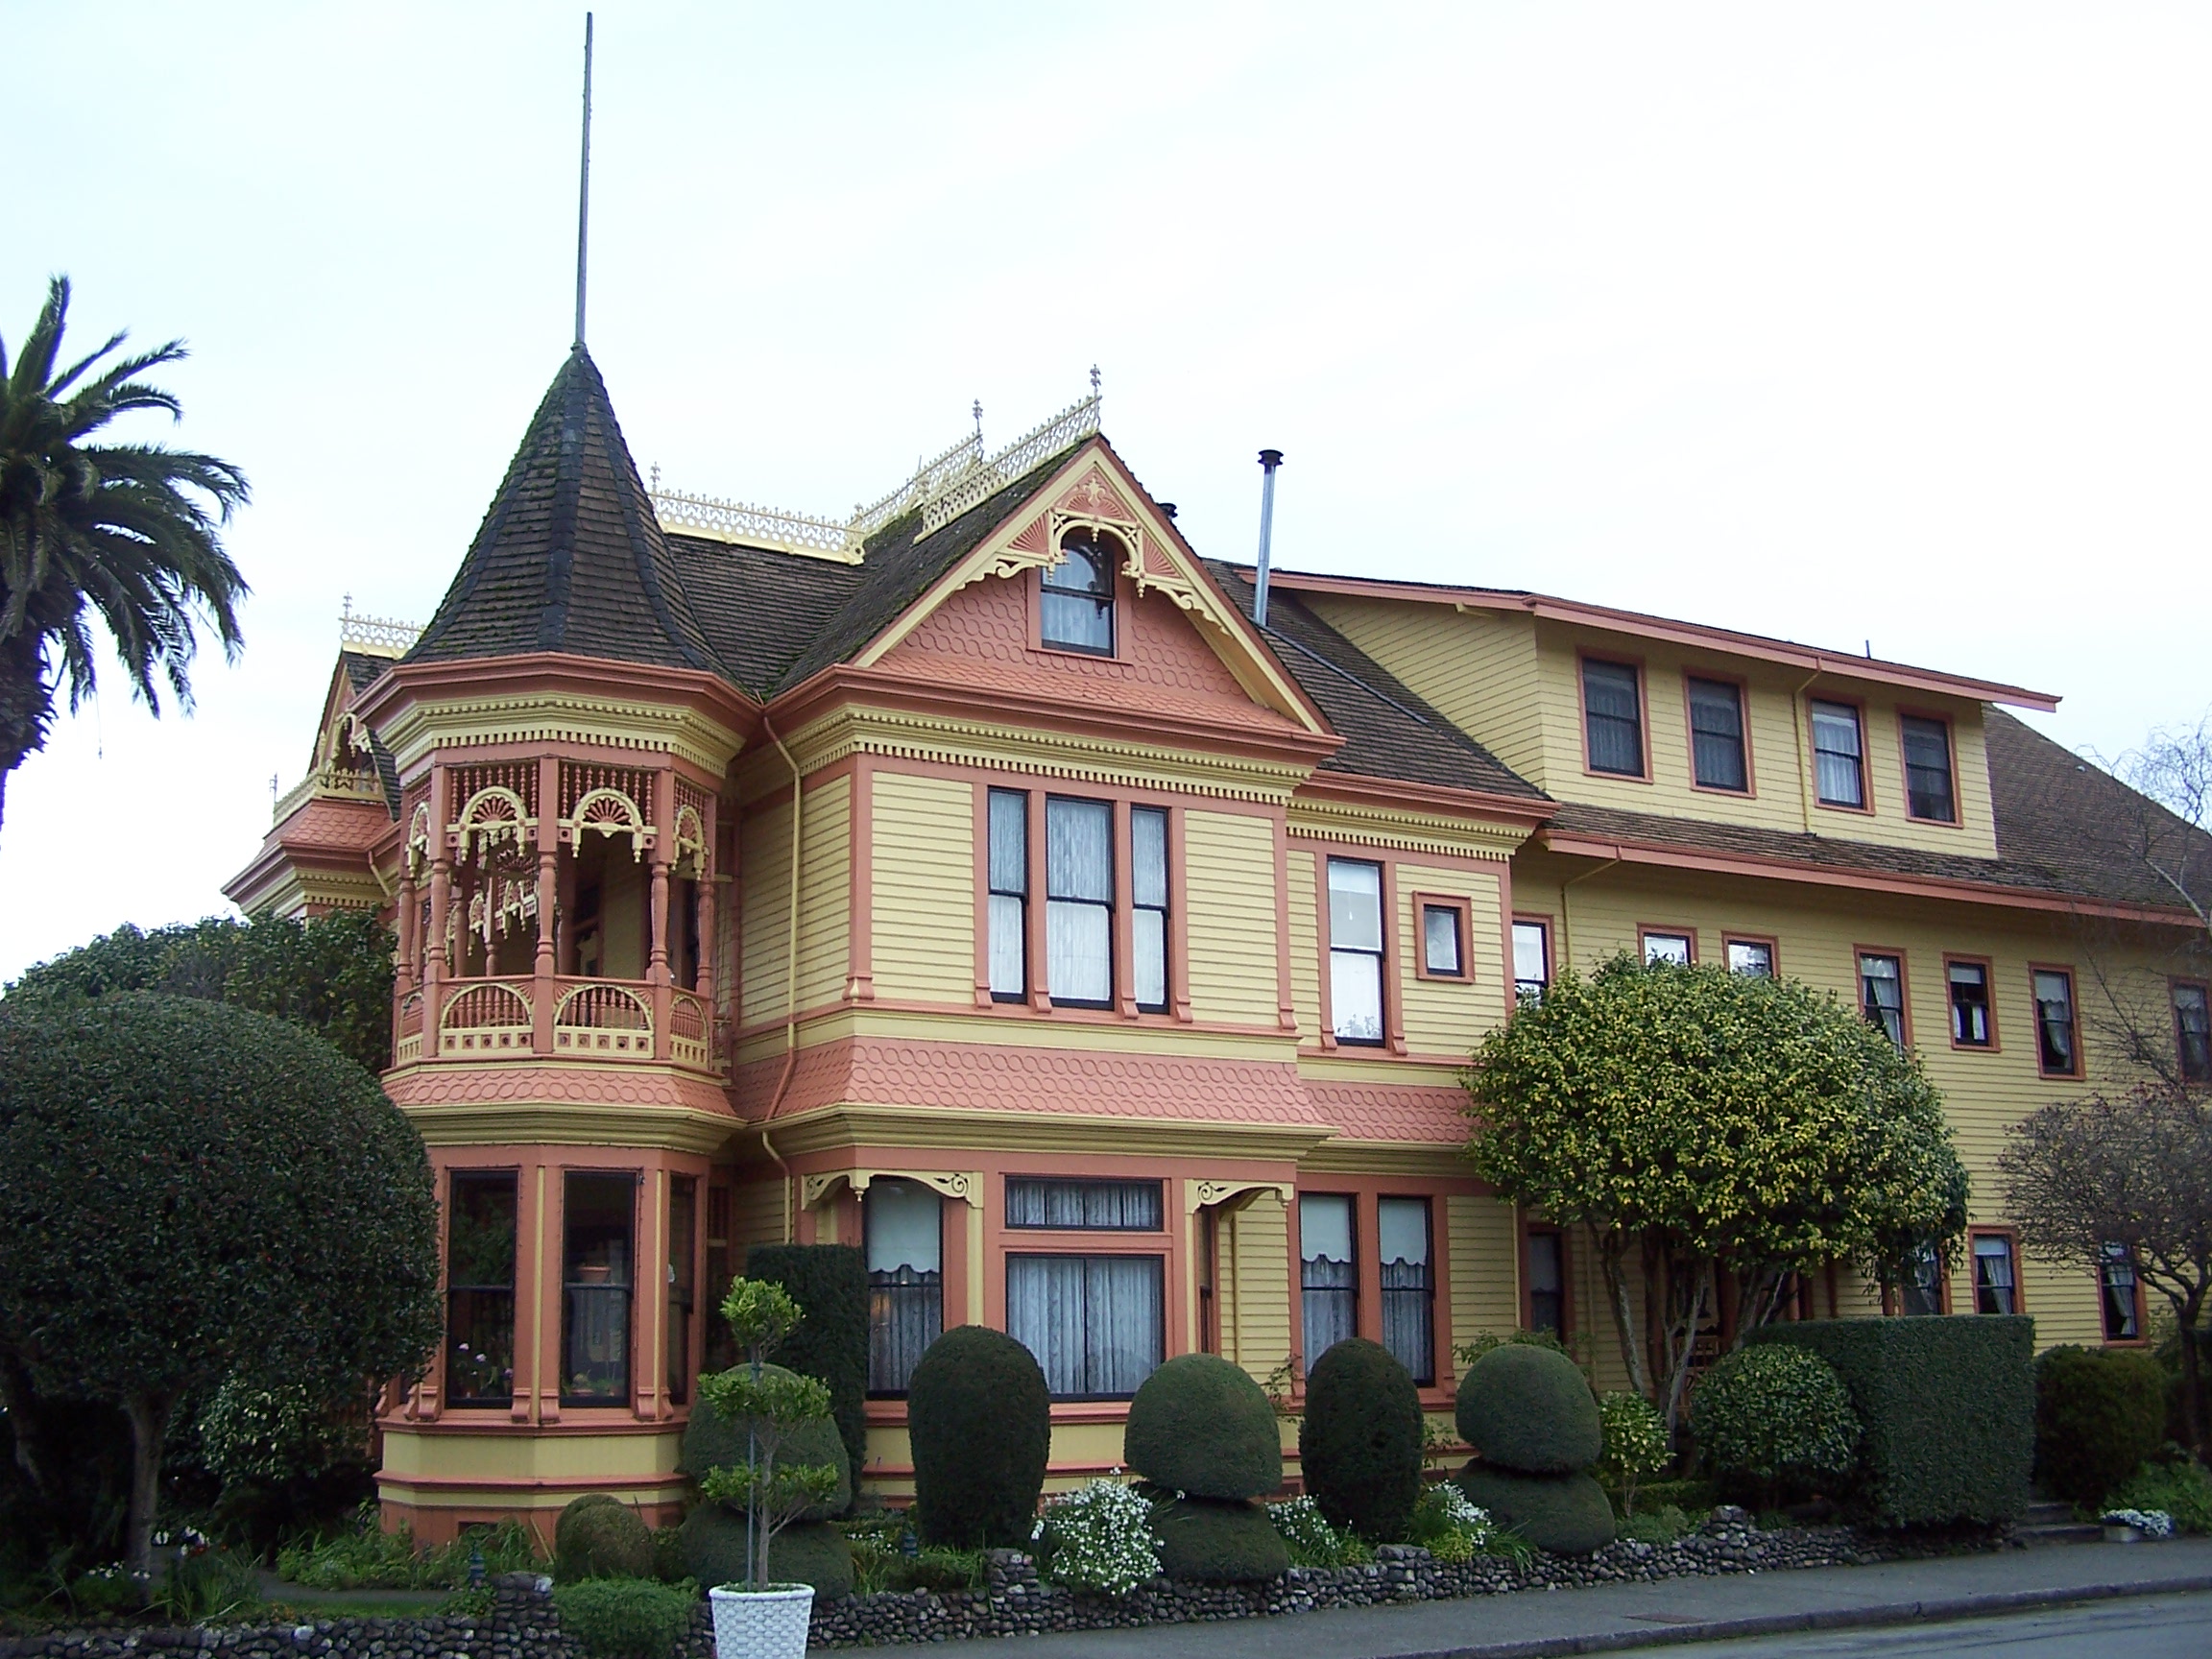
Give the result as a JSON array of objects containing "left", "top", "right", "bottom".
[{"left": 702, "top": 1278, "right": 840, "bottom": 1659}]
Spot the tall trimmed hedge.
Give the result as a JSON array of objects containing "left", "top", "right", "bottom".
[
  {"left": 1746, "top": 1316, "right": 2033, "bottom": 1526},
  {"left": 1300, "top": 1338, "right": 1425, "bottom": 1542},
  {"left": 907, "top": 1326, "right": 1050, "bottom": 1549},
  {"left": 740, "top": 1244, "right": 867, "bottom": 1492}
]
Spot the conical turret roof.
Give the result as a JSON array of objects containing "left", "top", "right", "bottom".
[{"left": 407, "top": 346, "right": 723, "bottom": 677}]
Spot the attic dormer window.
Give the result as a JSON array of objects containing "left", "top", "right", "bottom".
[{"left": 1041, "top": 531, "right": 1117, "bottom": 655}]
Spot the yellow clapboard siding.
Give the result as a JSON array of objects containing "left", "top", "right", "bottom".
[
  {"left": 1397, "top": 862, "right": 1507, "bottom": 1057},
  {"left": 1183, "top": 809, "right": 1281, "bottom": 1025},
  {"left": 737, "top": 775, "right": 851, "bottom": 1024},
  {"left": 1286, "top": 847, "right": 1320, "bottom": 1041},
  {"left": 870, "top": 770, "right": 975, "bottom": 1005},
  {"left": 1445, "top": 1195, "right": 1522, "bottom": 1381},
  {"left": 1221, "top": 1191, "right": 1293, "bottom": 1386}
]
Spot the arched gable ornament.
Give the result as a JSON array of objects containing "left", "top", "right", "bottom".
[
  {"left": 671, "top": 804, "right": 708, "bottom": 878},
  {"left": 325, "top": 711, "right": 376, "bottom": 768},
  {"left": 405, "top": 803, "right": 433, "bottom": 881},
  {"left": 564, "top": 787, "right": 656, "bottom": 861},
  {"left": 800, "top": 1169, "right": 979, "bottom": 1208},
  {"left": 449, "top": 785, "right": 534, "bottom": 866}
]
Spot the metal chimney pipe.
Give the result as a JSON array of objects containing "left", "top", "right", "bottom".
[{"left": 1254, "top": 448, "right": 1284, "bottom": 628}]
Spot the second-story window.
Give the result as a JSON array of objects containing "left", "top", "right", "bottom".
[
  {"left": 2173, "top": 982, "right": 2210, "bottom": 1082},
  {"left": 1860, "top": 952, "right": 1906, "bottom": 1046},
  {"left": 1046, "top": 797, "right": 1113, "bottom": 1006},
  {"left": 987, "top": 789, "right": 1028, "bottom": 1000},
  {"left": 1041, "top": 532, "right": 1116, "bottom": 655},
  {"left": 1512, "top": 920, "right": 1551, "bottom": 1000},
  {"left": 1811, "top": 701, "right": 1866, "bottom": 808},
  {"left": 1582, "top": 660, "right": 1645, "bottom": 776},
  {"left": 1688, "top": 677, "right": 1748, "bottom": 792},
  {"left": 2032, "top": 968, "right": 2080, "bottom": 1076},
  {"left": 1949, "top": 960, "right": 1993, "bottom": 1046},
  {"left": 1133, "top": 806, "right": 1168, "bottom": 1013},
  {"left": 1901, "top": 715, "right": 1958, "bottom": 822},
  {"left": 1328, "top": 858, "right": 1385, "bottom": 1044},
  {"left": 2100, "top": 1241, "right": 2142, "bottom": 1341}
]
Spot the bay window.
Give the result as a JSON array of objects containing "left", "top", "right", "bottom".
[
  {"left": 446, "top": 1170, "right": 517, "bottom": 1408},
  {"left": 1328, "top": 858, "right": 1384, "bottom": 1044},
  {"left": 562, "top": 1171, "right": 635, "bottom": 1407},
  {"left": 1378, "top": 1197, "right": 1434, "bottom": 1385},
  {"left": 1006, "top": 1255, "right": 1162, "bottom": 1399},
  {"left": 666, "top": 1176, "right": 695, "bottom": 1406},
  {"left": 866, "top": 1179, "right": 943, "bottom": 1396},
  {"left": 1299, "top": 1193, "right": 1357, "bottom": 1363},
  {"left": 1046, "top": 797, "right": 1113, "bottom": 1006},
  {"left": 1132, "top": 806, "right": 1168, "bottom": 1012}
]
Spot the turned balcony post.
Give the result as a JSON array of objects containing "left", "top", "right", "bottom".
[
  {"left": 649, "top": 766, "right": 675, "bottom": 1059},
  {"left": 422, "top": 764, "right": 450, "bottom": 1055},
  {"left": 533, "top": 754, "right": 561, "bottom": 1055}
]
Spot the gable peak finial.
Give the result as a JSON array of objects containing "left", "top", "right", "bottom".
[
  {"left": 573, "top": 12, "right": 594, "bottom": 348},
  {"left": 1090, "top": 364, "right": 1101, "bottom": 397},
  {"left": 973, "top": 399, "right": 983, "bottom": 442}
]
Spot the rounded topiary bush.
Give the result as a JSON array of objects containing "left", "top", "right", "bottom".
[
  {"left": 676, "top": 1503, "right": 854, "bottom": 1598},
  {"left": 1690, "top": 1344, "right": 1859, "bottom": 1499},
  {"left": 1149, "top": 1497, "right": 1290, "bottom": 1582},
  {"left": 1298, "top": 1337, "right": 1425, "bottom": 1542},
  {"left": 681, "top": 1362, "right": 852, "bottom": 1521},
  {"left": 554, "top": 1494, "right": 655, "bottom": 1582},
  {"left": 1455, "top": 1462, "right": 1616, "bottom": 1554},
  {"left": 1455, "top": 1342, "right": 1601, "bottom": 1474},
  {"left": 907, "top": 1325, "right": 1050, "bottom": 1549},
  {"left": 2034, "top": 1345, "right": 2169, "bottom": 1508},
  {"left": 1124, "top": 1354, "right": 1282, "bottom": 1500}
]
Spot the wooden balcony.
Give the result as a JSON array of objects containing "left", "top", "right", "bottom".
[{"left": 391, "top": 975, "right": 720, "bottom": 1075}]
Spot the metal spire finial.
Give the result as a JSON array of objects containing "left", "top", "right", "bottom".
[
  {"left": 1090, "top": 364, "right": 1101, "bottom": 397},
  {"left": 574, "top": 12, "right": 594, "bottom": 347},
  {"left": 973, "top": 399, "right": 983, "bottom": 442}
]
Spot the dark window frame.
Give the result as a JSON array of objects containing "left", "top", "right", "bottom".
[
  {"left": 1412, "top": 893, "right": 1474, "bottom": 984},
  {"left": 2172, "top": 979, "right": 2211, "bottom": 1083},
  {"left": 1970, "top": 1230, "right": 2022, "bottom": 1315},
  {"left": 1131, "top": 805, "right": 1170, "bottom": 1014},
  {"left": 1640, "top": 926, "right": 1695, "bottom": 967},
  {"left": 445, "top": 1168, "right": 520, "bottom": 1410},
  {"left": 1512, "top": 916, "right": 1552, "bottom": 1001},
  {"left": 2100, "top": 1241, "right": 2145, "bottom": 1344},
  {"left": 1857, "top": 947, "right": 1911, "bottom": 1048},
  {"left": 2030, "top": 963, "right": 2082, "bottom": 1079},
  {"left": 1004, "top": 1177, "right": 1166, "bottom": 1232},
  {"left": 1723, "top": 934, "right": 1778, "bottom": 977},
  {"left": 1524, "top": 1224, "right": 1568, "bottom": 1338},
  {"left": 1945, "top": 954, "right": 1998, "bottom": 1049},
  {"left": 1897, "top": 709, "right": 1961, "bottom": 825},
  {"left": 1810, "top": 697, "right": 1871, "bottom": 812},
  {"left": 559, "top": 1168, "right": 639, "bottom": 1410},
  {"left": 1045, "top": 794, "right": 1115, "bottom": 1009},
  {"left": 1578, "top": 655, "right": 1649, "bottom": 780},
  {"left": 1685, "top": 674, "right": 1751, "bottom": 794},
  {"left": 1377, "top": 1195, "right": 1436, "bottom": 1387}
]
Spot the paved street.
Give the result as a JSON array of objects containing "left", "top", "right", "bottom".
[{"left": 1656, "top": 1590, "right": 2212, "bottom": 1656}]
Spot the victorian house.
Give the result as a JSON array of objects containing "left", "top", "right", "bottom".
[{"left": 228, "top": 347, "right": 2210, "bottom": 1542}]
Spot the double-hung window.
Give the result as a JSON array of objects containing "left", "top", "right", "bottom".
[
  {"left": 1512, "top": 920, "right": 1551, "bottom": 1000},
  {"left": 2100, "top": 1242, "right": 2142, "bottom": 1341},
  {"left": 1897, "top": 1238, "right": 1944, "bottom": 1316},
  {"left": 1725, "top": 939, "right": 1774, "bottom": 977},
  {"left": 1948, "top": 960, "right": 1993, "bottom": 1046},
  {"left": 1299, "top": 1193, "right": 1358, "bottom": 1363},
  {"left": 866, "top": 1179, "right": 943, "bottom": 1396},
  {"left": 1040, "top": 532, "right": 1116, "bottom": 654},
  {"left": 2032, "top": 968, "right": 2080, "bottom": 1077},
  {"left": 1972, "top": 1235, "right": 2018, "bottom": 1315},
  {"left": 1526, "top": 1231, "right": 1565, "bottom": 1335},
  {"left": 1328, "top": 858, "right": 1385, "bottom": 1044},
  {"left": 1860, "top": 952, "right": 1906, "bottom": 1046},
  {"left": 666, "top": 1176, "right": 695, "bottom": 1406},
  {"left": 1582, "top": 660, "right": 1645, "bottom": 776},
  {"left": 446, "top": 1171, "right": 518, "bottom": 1407},
  {"left": 1418, "top": 898, "right": 1470, "bottom": 980},
  {"left": 1901, "top": 715, "right": 1958, "bottom": 822},
  {"left": 562, "top": 1171, "right": 636, "bottom": 1407},
  {"left": 1132, "top": 806, "right": 1169, "bottom": 1012},
  {"left": 1811, "top": 702, "right": 1866, "bottom": 808},
  {"left": 1046, "top": 797, "right": 1113, "bottom": 1006},
  {"left": 1004, "top": 1179, "right": 1163, "bottom": 1399},
  {"left": 1378, "top": 1198, "right": 1434, "bottom": 1384},
  {"left": 1643, "top": 930, "right": 1692, "bottom": 967},
  {"left": 2173, "top": 983, "right": 2210, "bottom": 1082},
  {"left": 987, "top": 789, "right": 1028, "bottom": 1000},
  {"left": 1688, "top": 677, "right": 1748, "bottom": 792}
]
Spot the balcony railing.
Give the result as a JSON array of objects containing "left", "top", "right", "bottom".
[{"left": 393, "top": 975, "right": 723, "bottom": 1075}]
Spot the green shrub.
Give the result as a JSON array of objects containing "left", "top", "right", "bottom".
[
  {"left": 1745, "top": 1316, "right": 2033, "bottom": 1527},
  {"left": 1408, "top": 1480, "right": 1515, "bottom": 1560},
  {"left": 149, "top": 1546, "right": 264, "bottom": 1623},
  {"left": 1453, "top": 1328, "right": 1573, "bottom": 1367},
  {"left": 739, "top": 1244, "right": 869, "bottom": 1497},
  {"left": 886, "top": 1547, "right": 985, "bottom": 1593},
  {"left": 1123, "top": 1355, "right": 1282, "bottom": 1501},
  {"left": 554, "top": 1495, "right": 655, "bottom": 1583},
  {"left": 907, "top": 1326, "right": 1050, "bottom": 1549},
  {"left": 1264, "top": 1494, "right": 1364, "bottom": 1568},
  {"left": 1300, "top": 1338, "right": 1425, "bottom": 1541},
  {"left": 552, "top": 1576, "right": 696, "bottom": 1659},
  {"left": 1598, "top": 1391, "right": 1671, "bottom": 1515},
  {"left": 650, "top": 1522, "right": 687, "bottom": 1585},
  {"left": 1453, "top": 1463, "right": 1615, "bottom": 1554},
  {"left": 275, "top": 1503, "right": 540, "bottom": 1589},
  {"left": 1691, "top": 1345, "right": 1859, "bottom": 1499},
  {"left": 675, "top": 1505, "right": 853, "bottom": 1599},
  {"left": 1034, "top": 1479, "right": 1161, "bottom": 1594},
  {"left": 1616, "top": 1504, "right": 1692, "bottom": 1547},
  {"left": 1615, "top": 1477, "right": 1718, "bottom": 1517},
  {"left": 680, "top": 1364, "right": 852, "bottom": 1521},
  {"left": 1148, "top": 1497, "right": 1288, "bottom": 1583},
  {"left": 2106, "top": 1455, "right": 2212, "bottom": 1534},
  {"left": 2033, "top": 1346, "right": 2168, "bottom": 1508},
  {"left": 1455, "top": 1343, "right": 1601, "bottom": 1474}
]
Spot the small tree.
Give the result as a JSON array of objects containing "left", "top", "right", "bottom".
[
  {"left": 696, "top": 1279, "right": 840, "bottom": 1591},
  {"left": 2001, "top": 1082, "right": 2212, "bottom": 1453},
  {"left": 1465, "top": 955, "right": 1968, "bottom": 1437},
  {"left": 1598, "top": 1391, "right": 1671, "bottom": 1518}
]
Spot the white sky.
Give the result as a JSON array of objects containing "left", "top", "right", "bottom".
[{"left": 3, "top": 2, "right": 2207, "bottom": 982}]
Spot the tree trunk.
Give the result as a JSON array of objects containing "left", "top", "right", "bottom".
[
  {"left": 122, "top": 1392, "right": 171, "bottom": 1582},
  {"left": 2180, "top": 1288, "right": 2205, "bottom": 1455},
  {"left": 1595, "top": 1226, "right": 1650, "bottom": 1398},
  {"left": 0, "top": 1349, "right": 58, "bottom": 1499},
  {"left": 1659, "top": 1260, "right": 1712, "bottom": 1447}
]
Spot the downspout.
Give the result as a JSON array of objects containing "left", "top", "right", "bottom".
[
  {"left": 759, "top": 713, "right": 803, "bottom": 1244},
  {"left": 1558, "top": 853, "right": 1622, "bottom": 972},
  {"left": 1788, "top": 669, "right": 1820, "bottom": 833}
]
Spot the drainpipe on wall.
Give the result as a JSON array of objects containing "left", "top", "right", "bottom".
[
  {"left": 1558, "top": 853, "right": 1622, "bottom": 972},
  {"left": 759, "top": 713, "right": 804, "bottom": 1244},
  {"left": 1788, "top": 669, "right": 1820, "bottom": 834}
]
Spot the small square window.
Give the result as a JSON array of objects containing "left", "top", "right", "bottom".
[
  {"left": 1643, "top": 931, "right": 1693, "bottom": 967},
  {"left": 1415, "top": 899, "right": 1468, "bottom": 980},
  {"left": 1726, "top": 939, "right": 1774, "bottom": 977}
]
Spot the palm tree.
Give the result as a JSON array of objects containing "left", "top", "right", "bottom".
[{"left": 0, "top": 276, "right": 250, "bottom": 831}]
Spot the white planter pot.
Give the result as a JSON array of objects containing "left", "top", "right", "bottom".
[
  {"left": 709, "top": 1584, "right": 814, "bottom": 1659},
  {"left": 2103, "top": 1524, "right": 2141, "bottom": 1543}
]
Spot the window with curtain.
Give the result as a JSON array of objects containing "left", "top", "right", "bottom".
[
  {"left": 987, "top": 789, "right": 1027, "bottom": 1000},
  {"left": 1811, "top": 702, "right": 1865, "bottom": 807},
  {"left": 1860, "top": 953, "right": 1906, "bottom": 1046},
  {"left": 1328, "top": 858, "right": 1384, "bottom": 1043},
  {"left": 562, "top": 1171, "right": 636, "bottom": 1407},
  {"left": 2100, "top": 1242, "right": 2141, "bottom": 1342},
  {"left": 1581, "top": 660, "right": 1644, "bottom": 776},
  {"left": 866, "top": 1179, "right": 943, "bottom": 1395},
  {"left": 1897, "top": 1238, "right": 1943, "bottom": 1315},
  {"left": 666, "top": 1176, "right": 695, "bottom": 1406},
  {"left": 1005, "top": 1178, "right": 1164, "bottom": 1231},
  {"left": 1972, "top": 1236, "right": 2017, "bottom": 1314},
  {"left": 1901, "top": 715, "right": 1957, "bottom": 822},
  {"left": 1512, "top": 920, "right": 1551, "bottom": 1000},
  {"left": 446, "top": 1171, "right": 517, "bottom": 1408},
  {"left": 1378, "top": 1197, "right": 1434, "bottom": 1384},
  {"left": 1687, "top": 677, "right": 1748, "bottom": 791},
  {"left": 1132, "top": 805, "right": 1168, "bottom": 1012},
  {"left": 1300, "top": 1193, "right": 1357, "bottom": 1363},
  {"left": 1006, "top": 1254, "right": 1162, "bottom": 1398},
  {"left": 1041, "top": 532, "right": 1116, "bottom": 654},
  {"left": 1526, "top": 1232, "right": 1565, "bottom": 1335},
  {"left": 1421, "top": 903, "right": 1464, "bottom": 976},
  {"left": 1643, "top": 931, "right": 1692, "bottom": 967},
  {"left": 1948, "top": 961, "right": 1992, "bottom": 1046},
  {"left": 2176, "top": 983, "right": 2212, "bottom": 1082},
  {"left": 1046, "top": 797, "right": 1113, "bottom": 1005},
  {"left": 2033, "top": 969, "right": 2079, "bottom": 1076},
  {"left": 1726, "top": 939, "right": 1773, "bottom": 977}
]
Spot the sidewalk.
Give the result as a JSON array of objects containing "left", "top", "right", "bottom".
[{"left": 926, "top": 1538, "right": 2212, "bottom": 1659}]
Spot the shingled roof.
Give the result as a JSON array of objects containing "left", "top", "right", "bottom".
[{"left": 407, "top": 346, "right": 723, "bottom": 677}]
